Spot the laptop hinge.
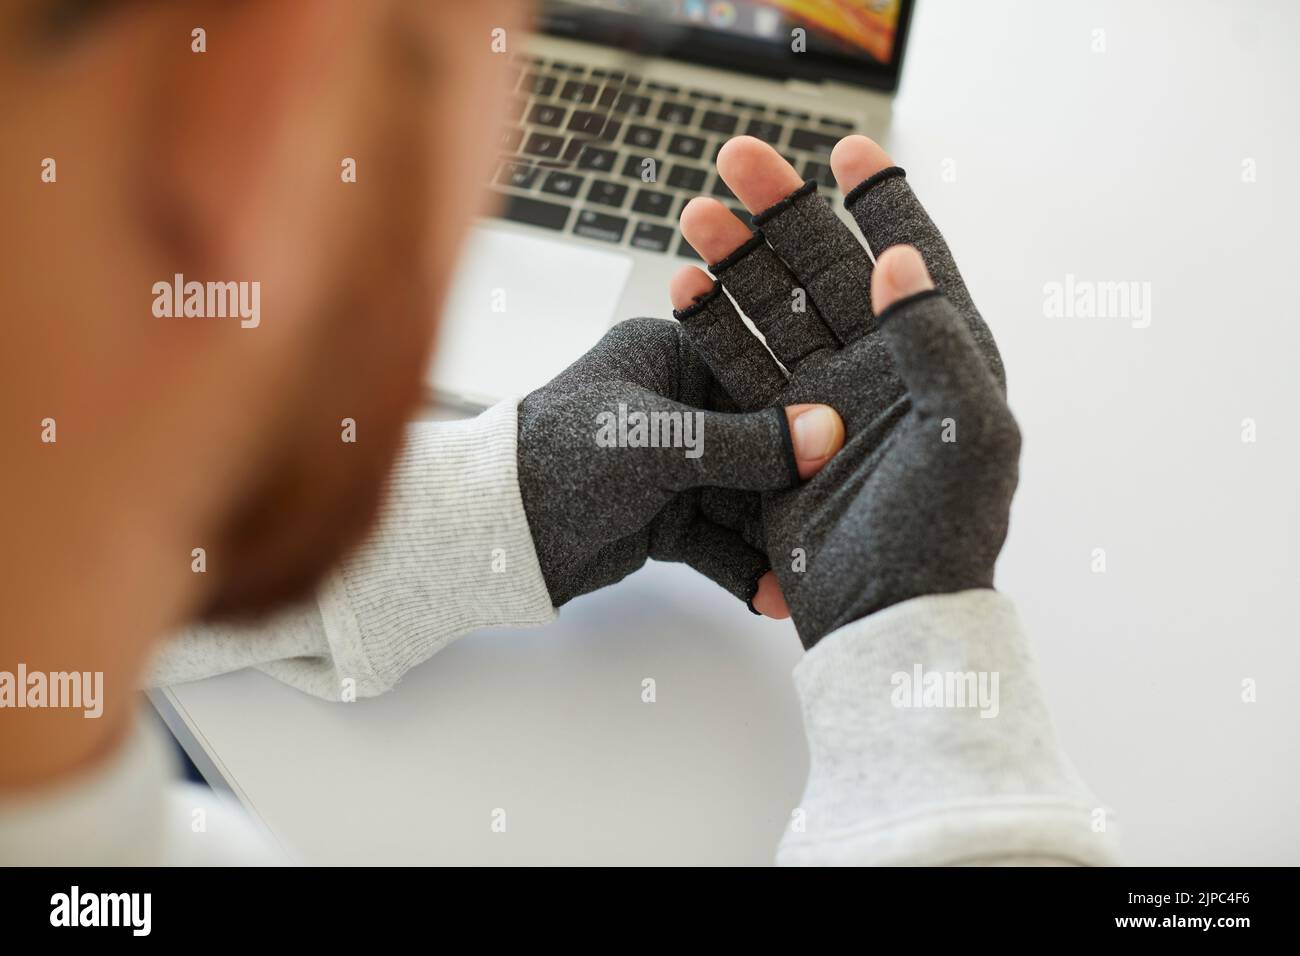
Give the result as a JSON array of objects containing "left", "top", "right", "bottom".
[{"left": 783, "top": 78, "right": 827, "bottom": 99}]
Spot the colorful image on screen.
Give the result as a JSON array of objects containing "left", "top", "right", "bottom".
[
  {"left": 758, "top": 1, "right": 900, "bottom": 64},
  {"left": 558, "top": 1, "right": 903, "bottom": 66}
]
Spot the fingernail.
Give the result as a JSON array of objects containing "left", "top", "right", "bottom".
[{"left": 791, "top": 406, "right": 839, "bottom": 460}]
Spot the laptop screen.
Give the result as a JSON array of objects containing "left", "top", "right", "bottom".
[{"left": 540, "top": 0, "right": 914, "bottom": 91}]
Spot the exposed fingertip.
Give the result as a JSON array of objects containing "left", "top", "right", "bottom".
[
  {"left": 830, "top": 134, "right": 894, "bottom": 194},
  {"left": 752, "top": 570, "right": 791, "bottom": 619},
  {"left": 871, "top": 245, "right": 934, "bottom": 313},
  {"left": 669, "top": 265, "right": 716, "bottom": 311},
  {"left": 717, "top": 135, "right": 803, "bottom": 212},
  {"left": 679, "top": 194, "right": 719, "bottom": 225},
  {"left": 678, "top": 195, "right": 756, "bottom": 264},
  {"left": 716, "top": 135, "right": 772, "bottom": 175}
]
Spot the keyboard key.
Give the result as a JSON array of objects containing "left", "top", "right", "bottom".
[
  {"left": 596, "top": 86, "right": 618, "bottom": 108},
  {"left": 559, "top": 81, "right": 598, "bottom": 103},
  {"left": 666, "top": 133, "right": 707, "bottom": 159},
  {"left": 521, "top": 74, "right": 556, "bottom": 96},
  {"left": 700, "top": 110, "right": 739, "bottom": 134},
  {"left": 631, "top": 221, "right": 675, "bottom": 252},
  {"left": 666, "top": 164, "right": 707, "bottom": 191},
  {"left": 495, "top": 161, "right": 539, "bottom": 189},
  {"left": 731, "top": 98, "right": 766, "bottom": 112},
  {"left": 499, "top": 126, "right": 523, "bottom": 152},
  {"left": 561, "top": 138, "right": 586, "bottom": 163},
  {"left": 776, "top": 107, "right": 811, "bottom": 120},
  {"left": 523, "top": 132, "right": 564, "bottom": 158},
  {"left": 568, "top": 109, "right": 618, "bottom": 139},
  {"left": 573, "top": 209, "right": 627, "bottom": 243},
  {"left": 743, "top": 118, "right": 784, "bottom": 144},
  {"left": 551, "top": 61, "right": 585, "bottom": 75},
  {"left": 622, "top": 154, "right": 657, "bottom": 182},
  {"left": 632, "top": 189, "right": 674, "bottom": 217},
  {"left": 528, "top": 103, "right": 565, "bottom": 127},
  {"left": 658, "top": 101, "right": 696, "bottom": 125},
  {"left": 646, "top": 81, "right": 680, "bottom": 93},
  {"left": 565, "top": 110, "right": 603, "bottom": 136},
  {"left": 802, "top": 160, "right": 836, "bottom": 189},
  {"left": 587, "top": 179, "right": 628, "bottom": 208},
  {"left": 688, "top": 89, "right": 723, "bottom": 103},
  {"left": 575, "top": 145, "right": 617, "bottom": 172},
  {"left": 624, "top": 124, "right": 662, "bottom": 150},
  {"left": 819, "top": 115, "right": 854, "bottom": 130},
  {"left": 496, "top": 192, "right": 569, "bottom": 231},
  {"left": 676, "top": 238, "right": 702, "bottom": 259},
  {"left": 789, "top": 128, "right": 840, "bottom": 156},
  {"left": 613, "top": 93, "right": 650, "bottom": 116},
  {"left": 710, "top": 176, "right": 735, "bottom": 200},
  {"left": 541, "top": 171, "right": 584, "bottom": 198}
]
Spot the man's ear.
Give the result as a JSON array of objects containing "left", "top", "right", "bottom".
[{"left": 131, "top": 0, "right": 360, "bottom": 285}]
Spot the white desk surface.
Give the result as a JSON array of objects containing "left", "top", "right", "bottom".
[{"left": 153, "top": 0, "right": 1300, "bottom": 865}]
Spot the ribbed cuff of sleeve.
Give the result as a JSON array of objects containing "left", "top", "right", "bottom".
[
  {"left": 316, "top": 399, "right": 557, "bottom": 698},
  {"left": 777, "top": 590, "right": 1119, "bottom": 867}
]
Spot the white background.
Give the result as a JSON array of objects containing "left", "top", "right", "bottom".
[{"left": 165, "top": 0, "right": 1300, "bottom": 865}]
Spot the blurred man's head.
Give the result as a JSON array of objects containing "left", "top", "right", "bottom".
[{"left": 2, "top": 0, "right": 523, "bottom": 638}]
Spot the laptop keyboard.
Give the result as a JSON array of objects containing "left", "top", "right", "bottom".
[{"left": 490, "top": 56, "right": 855, "bottom": 259}]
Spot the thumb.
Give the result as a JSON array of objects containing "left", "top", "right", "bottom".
[
  {"left": 786, "top": 404, "right": 845, "bottom": 480},
  {"left": 661, "top": 402, "right": 844, "bottom": 492},
  {"left": 871, "top": 246, "right": 1000, "bottom": 412},
  {"left": 871, "top": 243, "right": 935, "bottom": 312}
]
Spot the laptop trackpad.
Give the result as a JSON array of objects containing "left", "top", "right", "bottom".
[{"left": 428, "top": 224, "right": 633, "bottom": 407}]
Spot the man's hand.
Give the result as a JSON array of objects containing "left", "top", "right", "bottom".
[
  {"left": 670, "top": 136, "right": 1020, "bottom": 646},
  {"left": 517, "top": 318, "right": 843, "bottom": 611}
]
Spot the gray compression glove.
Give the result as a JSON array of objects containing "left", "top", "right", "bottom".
[
  {"left": 517, "top": 317, "right": 803, "bottom": 608},
  {"left": 674, "top": 170, "right": 1019, "bottom": 647}
]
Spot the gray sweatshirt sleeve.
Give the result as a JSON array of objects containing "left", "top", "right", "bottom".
[
  {"left": 777, "top": 589, "right": 1119, "bottom": 866},
  {"left": 149, "top": 399, "right": 557, "bottom": 700}
]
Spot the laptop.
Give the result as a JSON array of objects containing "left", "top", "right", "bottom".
[{"left": 430, "top": 0, "right": 915, "bottom": 408}]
